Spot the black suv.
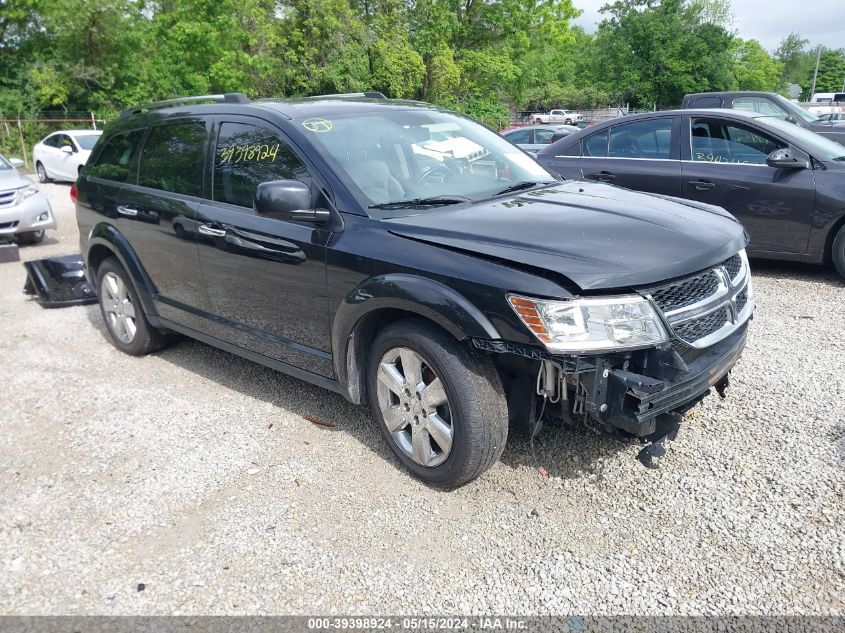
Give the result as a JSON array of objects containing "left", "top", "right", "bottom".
[{"left": 76, "top": 93, "right": 754, "bottom": 487}]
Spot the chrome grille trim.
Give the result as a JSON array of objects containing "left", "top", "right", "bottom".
[
  {"left": 642, "top": 251, "right": 754, "bottom": 349},
  {"left": 0, "top": 189, "right": 16, "bottom": 208}
]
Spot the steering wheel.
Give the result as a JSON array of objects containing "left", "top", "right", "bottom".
[{"left": 417, "top": 163, "right": 452, "bottom": 185}]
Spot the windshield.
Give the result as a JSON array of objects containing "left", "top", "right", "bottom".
[
  {"left": 299, "top": 109, "right": 556, "bottom": 216},
  {"left": 73, "top": 133, "right": 101, "bottom": 150},
  {"left": 760, "top": 116, "right": 845, "bottom": 160},
  {"left": 0, "top": 155, "right": 11, "bottom": 170},
  {"left": 771, "top": 94, "right": 818, "bottom": 124}
]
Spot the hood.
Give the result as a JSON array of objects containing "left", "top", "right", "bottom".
[
  {"left": 0, "top": 169, "right": 32, "bottom": 191},
  {"left": 384, "top": 181, "right": 747, "bottom": 291}
]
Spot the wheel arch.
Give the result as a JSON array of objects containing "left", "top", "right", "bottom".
[
  {"left": 822, "top": 211, "right": 845, "bottom": 265},
  {"left": 332, "top": 274, "right": 501, "bottom": 405},
  {"left": 85, "top": 223, "right": 159, "bottom": 319}
]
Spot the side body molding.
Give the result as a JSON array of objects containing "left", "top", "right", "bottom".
[{"left": 332, "top": 274, "right": 501, "bottom": 404}]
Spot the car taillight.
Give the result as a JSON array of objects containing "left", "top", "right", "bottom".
[{"left": 70, "top": 183, "right": 78, "bottom": 204}]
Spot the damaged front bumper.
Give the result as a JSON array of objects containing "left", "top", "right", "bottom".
[
  {"left": 474, "top": 323, "right": 748, "bottom": 464},
  {"left": 576, "top": 325, "right": 747, "bottom": 437}
]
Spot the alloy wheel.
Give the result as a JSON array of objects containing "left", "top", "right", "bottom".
[
  {"left": 376, "top": 347, "right": 453, "bottom": 467},
  {"left": 101, "top": 272, "right": 137, "bottom": 344},
  {"left": 37, "top": 163, "right": 47, "bottom": 183}
]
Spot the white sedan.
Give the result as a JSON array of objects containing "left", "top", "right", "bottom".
[{"left": 32, "top": 129, "right": 102, "bottom": 183}]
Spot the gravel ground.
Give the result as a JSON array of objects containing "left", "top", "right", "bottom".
[{"left": 1, "top": 182, "right": 843, "bottom": 616}]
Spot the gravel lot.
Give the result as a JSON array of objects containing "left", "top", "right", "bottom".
[{"left": 1, "top": 182, "right": 843, "bottom": 616}]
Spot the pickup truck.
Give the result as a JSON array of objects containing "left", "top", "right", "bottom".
[
  {"left": 681, "top": 91, "right": 845, "bottom": 146},
  {"left": 531, "top": 109, "right": 583, "bottom": 125}
]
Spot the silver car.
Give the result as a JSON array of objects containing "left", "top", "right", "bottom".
[
  {"left": 0, "top": 155, "right": 56, "bottom": 244},
  {"left": 501, "top": 124, "right": 580, "bottom": 155}
]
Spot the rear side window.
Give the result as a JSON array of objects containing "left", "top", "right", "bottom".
[
  {"left": 504, "top": 129, "right": 533, "bottom": 144},
  {"left": 582, "top": 130, "right": 608, "bottom": 157},
  {"left": 87, "top": 130, "right": 145, "bottom": 182},
  {"left": 692, "top": 96, "right": 722, "bottom": 108},
  {"left": 608, "top": 118, "right": 674, "bottom": 159},
  {"left": 213, "top": 122, "right": 311, "bottom": 209},
  {"left": 733, "top": 97, "right": 788, "bottom": 118},
  {"left": 138, "top": 121, "right": 206, "bottom": 197}
]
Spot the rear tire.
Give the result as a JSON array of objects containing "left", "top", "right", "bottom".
[
  {"left": 36, "top": 162, "right": 50, "bottom": 183},
  {"left": 17, "top": 230, "right": 45, "bottom": 245},
  {"left": 367, "top": 319, "right": 508, "bottom": 489},
  {"left": 832, "top": 224, "right": 845, "bottom": 279},
  {"left": 96, "top": 257, "right": 166, "bottom": 355},
  {"left": 534, "top": 118, "right": 543, "bottom": 124}
]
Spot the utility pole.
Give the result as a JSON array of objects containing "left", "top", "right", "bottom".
[{"left": 810, "top": 46, "right": 822, "bottom": 99}]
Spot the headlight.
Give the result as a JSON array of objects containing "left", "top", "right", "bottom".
[
  {"left": 508, "top": 294, "right": 669, "bottom": 353},
  {"left": 16, "top": 184, "right": 39, "bottom": 204}
]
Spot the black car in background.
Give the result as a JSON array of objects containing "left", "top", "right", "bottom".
[
  {"left": 681, "top": 91, "right": 845, "bottom": 146},
  {"left": 537, "top": 109, "right": 845, "bottom": 277},
  {"left": 76, "top": 93, "right": 754, "bottom": 487}
]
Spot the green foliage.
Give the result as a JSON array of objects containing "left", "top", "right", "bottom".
[
  {"left": 0, "top": 0, "right": 838, "bottom": 131},
  {"left": 805, "top": 49, "right": 845, "bottom": 95},
  {"left": 775, "top": 33, "right": 814, "bottom": 91},
  {"left": 589, "top": 0, "right": 736, "bottom": 108},
  {"left": 730, "top": 39, "right": 782, "bottom": 91}
]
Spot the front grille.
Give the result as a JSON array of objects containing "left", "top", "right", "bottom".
[
  {"left": 723, "top": 254, "right": 742, "bottom": 281},
  {"left": 674, "top": 308, "right": 730, "bottom": 344},
  {"left": 0, "top": 190, "right": 16, "bottom": 207},
  {"left": 735, "top": 287, "right": 748, "bottom": 314},
  {"left": 643, "top": 252, "right": 752, "bottom": 350},
  {"left": 649, "top": 270, "right": 720, "bottom": 313},
  {"left": 0, "top": 221, "right": 19, "bottom": 230}
]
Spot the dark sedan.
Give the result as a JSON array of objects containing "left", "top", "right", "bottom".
[{"left": 537, "top": 109, "right": 845, "bottom": 277}]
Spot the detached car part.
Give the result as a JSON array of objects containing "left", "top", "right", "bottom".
[{"left": 23, "top": 254, "right": 97, "bottom": 308}]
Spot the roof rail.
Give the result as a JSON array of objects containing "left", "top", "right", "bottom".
[
  {"left": 119, "top": 93, "right": 251, "bottom": 118},
  {"left": 305, "top": 92, "right": 387, "bottom": 100}
]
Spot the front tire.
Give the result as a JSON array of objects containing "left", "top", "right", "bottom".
[
  {"left": 832, "top": 224, "right": 845, "bottom": 279},
  {"left": 367, "top": 319, "right": 508, "bottom": 489},
  {"left": 17, "top": 230, "right": 45, "bottom": 245},
  {"left": 36, "top": 162, "right": 50, "bottom": 183},
  {"left": 534, "top": 118, "right": 543, "bottom": 124},
  {"left": 96, "top": 257, "right": 166, "bottom": 355}
]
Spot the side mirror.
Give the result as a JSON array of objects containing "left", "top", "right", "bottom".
[
  {"left": 8, "top": 158, "right": 24, "bottom": 168},
  {"left": 766, "top": 148, "right": 809, "bottom": 170},
  {"left": 61, "top": 145, "right": 74, "bottom": 154},
  {"left": 254, "top": 180, "right": 330, "bottom": 224}
]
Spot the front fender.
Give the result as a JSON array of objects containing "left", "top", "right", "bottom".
[
  {"left": 332, "top": 274, "right": 501, "bottom": 403},
  {"left": 86, "top": 223, "right": 159, "bottom": 320}
]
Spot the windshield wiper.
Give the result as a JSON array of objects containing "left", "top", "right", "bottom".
[
  {"left": 368, "top": 196, "right": 469, "bottom": 210},
  {"left": 494, "top": 181, "right": 545, "bottom": 196}
]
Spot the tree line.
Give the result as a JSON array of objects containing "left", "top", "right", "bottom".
[{"left": 1, "top": 0, "right": 844, "bottom": 131}]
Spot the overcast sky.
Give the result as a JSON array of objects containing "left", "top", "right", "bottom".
[{"left": 572, "top": 0, "right": 845, "bottom": 52}]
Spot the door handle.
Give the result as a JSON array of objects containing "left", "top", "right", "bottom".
[
  {"left": 587, "top": 171, "right": 615, "bottom": 182},
  {"left": 198, "top": 223, "right": 226, "bottom": 237},
  {"left": 117, "top": 205, "right": 139, "bottom": 217},
  {"left": 689, "top": 180, "right": 715, "bottom": 191}
]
